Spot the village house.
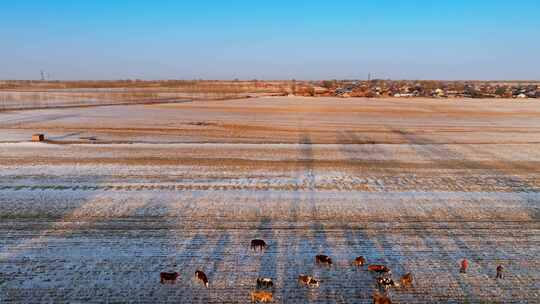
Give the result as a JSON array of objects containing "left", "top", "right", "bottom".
[
  {"left": 330, "top": 80, "right": 539, "bottom": 99},
  {"left": 433, "top": 88, "right": 446, "bottom": 98}
]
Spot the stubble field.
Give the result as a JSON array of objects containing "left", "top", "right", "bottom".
[{"left": 0, "top": 97, "right": 539, "bottom": 303}]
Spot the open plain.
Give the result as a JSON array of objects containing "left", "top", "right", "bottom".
[{"left": 0, "top": 97, "right": 539, "bottom": 303}]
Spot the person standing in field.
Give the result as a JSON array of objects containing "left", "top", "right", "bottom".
[
  {"left": 460, "top": 259, "right": 468, "bottom": 273},
  {"left": 496, "top": 265, "right": 504, "bottom": 279}
]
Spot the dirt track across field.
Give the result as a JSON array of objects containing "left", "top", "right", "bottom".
[{"left": 0, "top": 97, "right": 539, "bottom": 303}]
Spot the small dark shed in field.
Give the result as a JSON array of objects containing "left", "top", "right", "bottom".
[{"left": 32, "top": 134, "right": 45, "bottom": 142}]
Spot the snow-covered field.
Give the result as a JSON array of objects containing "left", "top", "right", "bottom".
[{"left": 1, "top": 98, "right": 539, "bottom": 303}]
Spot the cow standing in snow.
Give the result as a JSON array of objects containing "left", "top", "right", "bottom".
[
  {"left": 195, "top": 270, "right": 209, "bottom": 288},
  {"left": 353, "top": 256, "right": 366, "bottom": 267},
  {"left": 160, "top": 272, "right": 180, "bottom": 284},
  {"left": 315, "top": 254, "right": 333, "bottom": 266},
  {"left": 251, "top": 239, "right": 268, "bottom": 252}
]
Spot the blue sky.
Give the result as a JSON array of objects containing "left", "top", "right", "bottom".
[{"left": 1, "top": 0, "right": 539, "bottom": 80}]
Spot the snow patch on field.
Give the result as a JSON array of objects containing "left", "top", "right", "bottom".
[{"left": 0, "top": 189, "right": 537, "bottom": 222}]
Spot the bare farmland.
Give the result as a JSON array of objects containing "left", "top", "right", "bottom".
[
  {"left": 0, "top": 97, "right": 539, "bottom": 303},
  {"left": 0, "top": 81, "right": 286, "bottom": 111}
]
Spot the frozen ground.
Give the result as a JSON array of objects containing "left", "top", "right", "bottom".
[
  {"left": 0, "top": 97, "right": 539, "bottom": 303},
  {"left": 1, "top": 97, "right": 540, "bottom": 144}
]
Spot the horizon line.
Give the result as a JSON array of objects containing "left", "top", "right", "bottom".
[{"left": 2, "top": 79, "right": 540, "bottom": 82}]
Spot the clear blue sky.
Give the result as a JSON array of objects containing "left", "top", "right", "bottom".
[{"left": 1, "top": 0, "right": 539, "bottom": 80}]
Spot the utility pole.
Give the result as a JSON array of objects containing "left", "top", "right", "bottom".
[
  {"left": 40, "top": 70, "right": 46, "bottom": 81},
  {"left": 368, "top": 72, "right": 372, "bottom": 97}
]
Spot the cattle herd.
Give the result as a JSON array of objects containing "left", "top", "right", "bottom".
[{"left": 158, "top": 239, "right": 505, "bottom": 303}]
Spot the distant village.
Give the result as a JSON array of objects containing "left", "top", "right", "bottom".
[
  {"left": 1, "top": 79, "right": 539, "bottom": 100},
  {"left": 294, "top": 80, "right": 540, "bottom": 99}
]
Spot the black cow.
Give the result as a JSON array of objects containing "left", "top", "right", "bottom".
[
  {"left": 160, "top": 272, "right": 179, "bottom": 284},
  {"left": 256, "top": 278, "right": 274, "bottom": 289},
  {"left": 315, "top": 254, "right": 333, "bottom": 266},
  {"left": 250, "top": 239, "right": 268, "bottom": 252}
]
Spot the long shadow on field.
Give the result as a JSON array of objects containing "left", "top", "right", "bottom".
[
  {"left": 389, "top": 128, "right": 539, "bottom": 301},
  {"left": 279, "top": 185, "right": 307, "bottom": 303},
  {"left": 166, "top": 190, "right": 234, "bottom": 302},
  {"left": 0, "top": 177, "right": 116, "bottom": 261},
  {"left": 337, "top": 131, "right": 405, "bottom": 268},
  {"left": 337, "top": 131, "right": 410, "bottom": 301},
  {"left": 339, "top": 224, "right": 384, "bottom": 302},
  {"left": 48, "top": 131, "right": 84, "bottom": 141},
  {"left": 255, "top": 217, "right": 278, "bottom": 282},
  {"left": 185, "top": 233, "right": 232, "bottom": 304},
  {"left": 413, "top": 224, "right": 476, "bottom": 302},
  {"left": 392, "top": 128, "right": 539, "bottom": 220},
  {"left": 0, "top": 177, "right": 169, "bottom": 302},
  {"left": 391, "top": 128, "right": 540, "bottom": 193},
  {"left": 297, "top": 134, "right": 343, "bottom": 304},
  {"left": 337, "top": 130, "right": 517, "bottom": 301},
  {"left": 206, "top": 233, "right": 232, "bottom": 278},
  {"left": 0, "top": 113, "right": 80, "bottom": 126},
  {"left": 462, "top": 144, "right": 540, "bottom": 216},
  {"left": 168, "top": 190, "right": 210, "bottom": 268}
]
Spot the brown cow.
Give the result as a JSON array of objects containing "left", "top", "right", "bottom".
[
  {"left": 400, "top": 273, "right": 413, "bottom": 288},
  {"left": 353, "top": 256, "right": 366, "bottom": 267},
  {"left": 298, "top": 275, "right": 320, "bottom": 288},
  {"left": 160, "top": 272, "right": 179, "bottom": 284},
  {"left": 315, "top": 254, "right": 333, "bottom": 266},
  {"left": 251, "top": 239, "right": 268, "bottom": 252},
  {"left": 368, "top": 265, "right": 391, "bottom": 274},
  {"left": 195, "top": 270, "right": 209, "bottom": 288},
  {"left": 373, "top": 292, "right": 392, "bottom": 304},
  {"left": 251, "top": 290, "right": 273, "bottom": 303}
]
